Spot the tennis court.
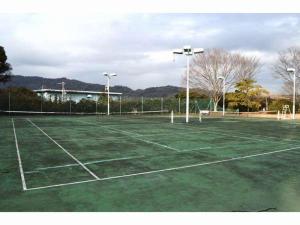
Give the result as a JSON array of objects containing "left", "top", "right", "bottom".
[{"left": 1, "top": 114, "right": 300, "bottom": 211}]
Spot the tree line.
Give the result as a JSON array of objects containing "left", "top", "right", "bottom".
[{"left": 0, "top": 45, "right": 299, "bottom": 113}]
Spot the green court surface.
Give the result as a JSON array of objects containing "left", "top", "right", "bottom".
[{"left": 1, "top": 114, "right": 300, "bottom": 211}]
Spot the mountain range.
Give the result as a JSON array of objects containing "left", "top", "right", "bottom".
[{"left": 0, "top": 75, "right": 183, "bottom": 97}]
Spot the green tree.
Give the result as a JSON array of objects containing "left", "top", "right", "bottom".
[
  {"left": 0, "top": 87, "right": 40, "bottom": 111},
  {"left": 227, "top": 79, "right": 268, "bottom": 112},
  {"left": 269, "top": 98, "right": 294, "bottom": 112},
  {"left": 0, "top": 46, "right": 12, "bottom": 83}
]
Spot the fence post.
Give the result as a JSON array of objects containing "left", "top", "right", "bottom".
[
  {"left": 8, "top": 89, "right": 11, "bottom": 116},
  {"left": 69, "top": 97, "right": 72, "bottom": 114},
  {"left": 119, "top": 96, "right": 122, "bottom": 115},
  {"left": 141, "top": 96, "right": 144, "bottom": 113}
]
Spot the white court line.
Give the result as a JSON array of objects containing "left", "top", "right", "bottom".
[
  {"left": 169, "top": 123, "right": 299, "bottom": 143},
  {"left": 171, "top": 125, "right": 272, "bottom": 143},
  {"left": 201, "top": 127, "right": 300, "bottom": 144},
  {"left": 79, "top": 120, "right": 180, "bottom": 152},
  {"left": 27, "top": 179, "right": 98, "bottom": 191},
  {"left": 84, "top": 155, "right": 144, "bottom": 165},
  {"left": 134, "top": 136, "right": 180, "bottom": 152},
  {"left": 24, "top": 143, "right": 253, "bottom": 174},
  {"left": 172, "top": 120, "right": 300, "bottom": 144},
  {"left": 24, "top": 163, "right": 78, "bottom": 174},
  {"left": 215, "top": 121, "right": 239, "bottom": 123},
  {"left": 179, "top": 147, "right": 212, "bottom": 152},
  {"left": 104, "top": 126, "right": 180, "bottom": 152},
  {"left": 24, "top": 155, "right": 144, "bottom": 174},
  {"left": 26, "top": 145, "right": 300, "bottom": 191},
  {"left": 12, "top": 118, "right": 27, "bottom": 191},
  {"left": 27, "top": 118, "right": 100, "bottom": 180},
  {"left": 179, "top": 146, "right": 232, "bottom": 152}
]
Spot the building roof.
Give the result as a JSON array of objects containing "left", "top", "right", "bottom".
[{"left": 34, "top": 89, "right": 122, "bottom": 95}]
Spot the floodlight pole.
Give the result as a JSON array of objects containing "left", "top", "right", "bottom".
[
  {"left": 103, "top": 72, "right": 117, "bottom": 116},
  {"left": 107, "top": 77, "right": 110, "bottom": 115},
  {"left": 218, "top": 76, "right": 226, "bottom": 116},
  {"left": 186, "top": 55, "right": 190, "bottom": 122},
  {"left": 287, "top": 68, "right": 296, "bottom": 120},
  {"left": 293, "top": 70, "right": 296, "bottom": 120},
  {"left": 173, "top": 46, "right": 204, "bottom": 123}
]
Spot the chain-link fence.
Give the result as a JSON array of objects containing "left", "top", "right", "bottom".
[{"left": 0, "top": 88, "right": 215, "bottom": 115}]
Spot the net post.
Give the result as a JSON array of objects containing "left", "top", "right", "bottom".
[
  {"left": 277, "top": 110, "right": 280, "bottom": 120},
  {"left": 171, "top": 110, "right": 174, "bottom": 124},
  {"left": 199, "top": 110, "right": 202, "bottom": 122}
]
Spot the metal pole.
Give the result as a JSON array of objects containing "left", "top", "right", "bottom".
[
  {"left": 293, "top": 71, "right": 296, "bottom": 119},
  {"left": 107, "top": 77, "right": 110, "bottom": 116},
  {"left": 161, "top": 97, "right": 164, "bottom": 112},
  {"left": 96, "top": 100, "right": 98, "bottom": 115},
  {"left": 8, "top": 89, "right": 11, "bottom": 115},
  {"left": 41, "top": 94, "right": 43, "bottom": 112},
  {"left": 141, "top": 96, "right": 144, "bottom": 113},
  {"left": 119, "top": 96, "right": 122, "bottom": 115},
  {"left": 223, "top": 79, "right": 225, "bottom": 116},
  {"left": 186, "top": 55, "right": 190, "bottom": 123},
  {"left": 178, "top": 97, "right": 181, "bottom": 113},
  {"left": 69, "top": 97, "right": 72, "bottom": 114}
]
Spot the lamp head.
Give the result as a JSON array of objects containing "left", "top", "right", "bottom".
[
  {"left": 173, "top": 49, "right": 183, "bottom": 54},
  {"left": 183, "top": 45, "right": 191, "bottom": 51},
  {"left": 194, "top": 48, "right": 204, "bottom": 54},
  {"left": 287, "top": 68, "right": 295, "bottom": 73}
]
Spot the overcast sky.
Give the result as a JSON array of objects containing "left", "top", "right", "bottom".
[{"left": 1, "top": 13, "right": 300, "bottom": 92}]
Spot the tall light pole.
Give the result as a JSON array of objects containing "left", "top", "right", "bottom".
[
  {"left": 217, "top": 75, "right": 226, "bottom": 116},
  {"left": 287, "top": 68, "right": 296, "bottom": 119},
  {"left": 173, "top": 45, "right": 204, "bottom": 123},
  {"left": 103, "top": 72, "right": 117, "bottom": 116}
]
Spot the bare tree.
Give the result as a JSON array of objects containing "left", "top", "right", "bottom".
[
  {"left": 273, "top": 47, "right": 300, "bottom": 95},
  {"left": 188, "top": 48, "right": 261, "bottom": 111},
  {"left": 233, "top": 54, "right": 261, "bottom": 81}
]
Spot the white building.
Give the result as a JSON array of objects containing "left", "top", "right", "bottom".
[{"left": 34, "top": 89, "right": 122, "bottom": 103}]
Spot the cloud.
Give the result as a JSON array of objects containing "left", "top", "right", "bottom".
[{"left": 1, "top": 13, "right": 300, "bottom": 91}]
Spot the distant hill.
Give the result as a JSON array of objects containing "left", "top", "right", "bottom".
[{"left": 0, "top": 75, "right": 183, "bottom": 97}]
